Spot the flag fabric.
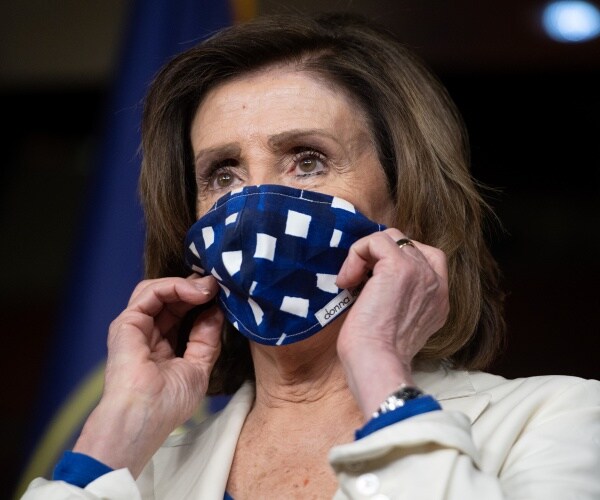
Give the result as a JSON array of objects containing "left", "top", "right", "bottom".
[{"left": 16, "top": 1, "right": 234, "bottom": 495}]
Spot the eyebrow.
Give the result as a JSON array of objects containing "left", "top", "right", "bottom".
[
  {"left": 267, "top": 129, "right": 338, "bottom": 149},
  {"left": 194, "top": 143, "right": 241, "bottom": 168},
  {"left": 193, "top": 128, "right": 340, "bottom": 168}
]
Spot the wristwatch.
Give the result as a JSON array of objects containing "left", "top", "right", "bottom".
[{"left": 372, "top": 384, "right": 425, "bottom": 419}]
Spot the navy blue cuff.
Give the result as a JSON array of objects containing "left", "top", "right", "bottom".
[
  {"left": 53, "top": 451, "right": 113, "bottom": 487},
  {"left": 355, "top": 395, "right": 442, "bottom": 440}
]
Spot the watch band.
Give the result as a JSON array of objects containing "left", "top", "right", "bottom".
[{"left": 372, "top": 384, "right": 425, "bottom": 419}]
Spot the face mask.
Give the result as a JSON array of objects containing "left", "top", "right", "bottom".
[{"left": 184, "top": 184, "right": 385, "bottom": 346}]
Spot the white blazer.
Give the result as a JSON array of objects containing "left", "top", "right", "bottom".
[{"left": 24, "top": 364, "right": 600, "bottom": 499}]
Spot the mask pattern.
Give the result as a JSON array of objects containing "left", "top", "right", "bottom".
[{"left": 184, "top": 184, "right": 385, "bottom": 346}]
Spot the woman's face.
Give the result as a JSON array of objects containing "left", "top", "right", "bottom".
[{"left": 190, "top": 66, "right": 395, "bottom": 225}]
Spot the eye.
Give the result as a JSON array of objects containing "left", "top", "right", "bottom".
[
  {"left": 292, "top": 148, "right": 327, "bottom": 177},
  {"left": 299, "top": 157, "right": 320, "bottom": 173},
  {"left": 213, "top": 170, "right": 235, "bottom": 188},
  {"left": 202, "top": 159, "right": 241, "bottom": 191}
]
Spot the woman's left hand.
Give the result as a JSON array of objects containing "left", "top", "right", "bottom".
[{"left": 335, "top": 229, "right": 449, "bottom": 419}]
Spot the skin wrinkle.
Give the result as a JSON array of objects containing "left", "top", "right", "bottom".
[
  {"left": 191, "top": 66, "right": 393, "bottom": 225},
  {"left": 70, "top": 24, "right": 472, "bottom": 487},
  {"left": 139, "top": 18, "right": 506, "bottom": 379},
  {"left": 190, "top": 67, "right": 394, "bottom": 403},
  {"left": 73, "top": 16, "right": 508, "bottom": 494},
  {"left": 193, "top": 129, "right": 373, "bottom": 211},
  {"left": 186, "top": 64, "right": 450, "bottom": 499},
  {"left": 251, "top": 340, "right": 348, "bottom": 407},
  {"left": 189, "top": 66, "right": 397, "bottom": 497}
]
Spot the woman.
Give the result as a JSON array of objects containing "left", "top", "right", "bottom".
[{"left": 24, "top": 13, "right": 599, "bottom": 499}]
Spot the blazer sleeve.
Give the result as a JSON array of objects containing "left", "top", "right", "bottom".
[
  {"left": 329, "top": 378, "right": 600, "bottom": 499},
  {"left": 21, "top": 469, "right": 141, "bottom": 500}
]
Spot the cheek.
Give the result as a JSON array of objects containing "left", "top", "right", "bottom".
[
  {"left": 195, "top": 197, "right": 213, "bottom": 220},
  {"left": 350, "top": 167, "right": 395, "bottom": 225},
  {"left": 372, "top": 197, "right": 396, "bottom": 227},
  {"left": 363, "top": 190, "right": 395, "bottom": 226}
]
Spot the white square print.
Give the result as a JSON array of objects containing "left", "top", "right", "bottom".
[
  {"left": 254, "top": 233, "right": 277, "bottom": 261},
  {"left": 285, "top": 210, "right": 311, "bottom": 238}
]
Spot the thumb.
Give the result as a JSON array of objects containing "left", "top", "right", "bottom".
[{"left": 183, "top": 305, "right": 224, "bottom": 376}]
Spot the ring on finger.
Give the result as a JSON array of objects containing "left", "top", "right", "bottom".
[{"left": 395, "top": 238, "right": 415, "bottom": 250}]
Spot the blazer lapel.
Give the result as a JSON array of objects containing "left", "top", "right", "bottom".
[
  {"left": 147, "top": 382, "right": 254, "bottom": 500},
  {"left": 415, "top": 363, "right": 491, "bottom": 423}
]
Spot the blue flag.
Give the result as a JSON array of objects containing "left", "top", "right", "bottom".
[{"left": 17, "top": 1, "right": 233, "bottom": 495}]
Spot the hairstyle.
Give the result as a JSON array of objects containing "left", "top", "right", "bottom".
[{"left": 139, "top": 12, "right": 505, "bottom": 394}]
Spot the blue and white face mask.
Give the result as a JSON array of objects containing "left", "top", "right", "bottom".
[{"left": 184, "top": 184, "right": 385, "bottom": 346}]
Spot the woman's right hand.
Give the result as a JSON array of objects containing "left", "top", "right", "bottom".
[{"left": 72, "top": 275, "right": 223, "bottom": 477}]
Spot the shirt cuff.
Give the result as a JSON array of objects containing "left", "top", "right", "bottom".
[
  {"left": 355, "top": 395, "right": 441, "bottom": 440},
  {"left": 53, "top": 450, "right": 114, "bottom": 487}
]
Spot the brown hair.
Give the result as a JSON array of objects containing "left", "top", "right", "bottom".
[{"left": 140, "top": 12, "right": 505, "bottom": 394}]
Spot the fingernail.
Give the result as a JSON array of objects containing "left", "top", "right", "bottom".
[{"left": 192, "top": 283, "right": 212, "bottom": 295}]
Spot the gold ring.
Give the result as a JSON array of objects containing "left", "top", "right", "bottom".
[{"left": 395, "top": 238, "right": 415, "bottom": 249}]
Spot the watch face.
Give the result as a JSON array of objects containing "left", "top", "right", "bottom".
[
  {"left": 374, "top": 386, "right": 425, "bottom": 418},
  {"left": 394, "top": 386, "right": 424, "bottom": 401}
]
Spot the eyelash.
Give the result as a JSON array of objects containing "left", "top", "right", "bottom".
[
  {"left": 196, "top": 146, "right": 328, "bottom": 191},
  {"left": 291, "top": 147, "right": 327, "bottom": 177},
  {"left": 196, "top": 160, "right": 237, "bottom": 191}
]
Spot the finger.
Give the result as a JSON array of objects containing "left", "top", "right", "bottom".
[
  {"left": 183, "top": 305, "right": 224, "bottom": 368},
  {"left": 383, "top": 229, "right": 448, "bottom": 283},
  {"left": 109, "top": 310, "right": 154, "bottom": 345},
  {"left": 155, "top": 274, "right": 216, "bottom": 340},
  {"left": 128, "top": 277, "right": 175, "bottom": 303},
  {"left": 117, "top": 277, "right": 219, "bottom": 359},
  {"left": 128, "top": 276, "right": 219, "bottom": 318},
  {"left": 414, "top": 244, "right": 448, "bottom": 283},
  {"left": 185, "top": 272, "right": 203, "bottom": 280},
  {"left": 127, "top": 273, "right": 205, "bottom": 303},
  {"left": 107, "top": 310, "right": 160, "bottom": 363},
  {"left": 336, "top": 230, "right": 413, "bottom": 288}
]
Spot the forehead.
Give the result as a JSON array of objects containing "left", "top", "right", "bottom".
[{"left": 190, "top": 65, "right": 372, "bottom": 147}]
